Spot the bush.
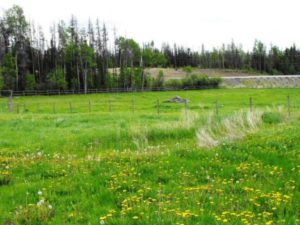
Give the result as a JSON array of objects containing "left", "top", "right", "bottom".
[
  {"left": 154, "top": 70, "right": 164, "bottom": 87},
  {"left": 181, "top": 76, "right": 193, "bottom": 87},
  {"left": 48, "top": 68, "right": 67, "bottom": 90},
  {"left": 271, "top": 69, "right": 282, "bottom": 75},
  {"left": 209, "top": 77, "right": 223, "bottom": 86},
  {"left": 182, "top": 66, "right": 193, "bottom": 74},
  {"left": 25, "top": 73, "right": 37, "bottom": 90},
  {"left": 194, "top": 75, "right": 209, "bottom": 86},
  {"left": 165, "top": 75, "right": 222, "bottom": 89},
  {"left": 164, "top": 79, "right": 182, "bottom": 88}
]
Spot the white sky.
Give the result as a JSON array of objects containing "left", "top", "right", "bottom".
[{"left": 1, "top": 0, "right": 300, "bottom": 51}]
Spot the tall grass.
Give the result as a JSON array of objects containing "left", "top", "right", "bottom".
[{"left": 196, "top": 109, "right": 285, "bottom": 148}]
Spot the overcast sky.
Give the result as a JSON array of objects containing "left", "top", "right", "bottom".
[{"left": 1, "top": 0, "right": 300, "bottom": 51}]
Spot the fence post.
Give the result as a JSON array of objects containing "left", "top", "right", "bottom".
[
  {"left": 69, "top": 102, "right": 72, "bottom": 113},
  {"left": 287, "top": 95, "right": 291, "bottom": 117},
  {"left": 88, "top": 100, "right": 91, "bottom": 113},
  {"left": 157, "top": 99, "right": 160, "bottom": 115},
  {"left": 249, "top": 97, "right": 253, "bottom": 112},
  {"left": 131, "top": 98, "right": 134, "bottom": 113},
  {"left": 7, "top": 94, "right": 12, "bottom": 112},
  {"left": 215, "top": 100, "right": 219, "bottom": 116}
]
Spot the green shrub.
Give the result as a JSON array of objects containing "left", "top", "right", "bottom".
[
  {"left": 25, "top": 73, "right": 37, "bottom": 90},
  {"left": 209, "top": 77, "right": 223, "bottom": 85},
  {"left": 154, "top": 70, "right": 164, "bottom": 87},
  {"left": 164, "top": 75, "right": 222, "bottom": 89},
  {"left": 164, "top": 79, "right": 182, "bottom": 88},
  {"left": 195, "top": 75, "right": 209, "bottom": 86},
  {"left": 47, "top": 68, "right": 67, "bottom": 90},
  {"left": 181, "top": 76, "right": 193, "bottom": 87},
  {"left": 182, "top": 66, "right": 193, "bottom": 74},
  {"left": 271, "top": 69, "right": 282, "bottom": 75}
]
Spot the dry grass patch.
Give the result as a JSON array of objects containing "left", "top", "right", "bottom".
[{"left": 197, "top": 110, "right": 264, "bottom": 148}]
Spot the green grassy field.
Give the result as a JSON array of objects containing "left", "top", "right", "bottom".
[{"left": 0, "top": 89, "right": 299, "bottom": 225}]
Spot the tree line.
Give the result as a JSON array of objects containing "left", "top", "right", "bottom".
[{"left": 1, "top": 5, "right": 300, "bottom": 91}]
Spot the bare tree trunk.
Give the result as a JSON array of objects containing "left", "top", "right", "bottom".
[
  {"left": 30, "top": 26, "right": 35, "bottom": 75},
  {"left": 79, "top": 46, "right": 86, "bottom": 94},
  {"left": 141, "top": 70, "right": 145, "bottom": 91},
  {"left": 15, "top": 53, "right": 18, "bottom": 90},
  {"left": 76, "top": 60, "right": 80, "bottom": 90},
  {"left": 130, "top": 59, "right": 133, "bottom": 88},
  {"left": 140, "top": 55, "right": 145, "bottom": 91},
  {"left": 84, "top": 62, "right": 87, "bottom": 94},
  {"left": 37, "top": 52, "right": 41, "bottom": 83},
  {"left": 63, "top": 57, "right": 66, "bottom": 79},
  {"left": 31, "top": 49, "right": 35, "bottom": 74}
]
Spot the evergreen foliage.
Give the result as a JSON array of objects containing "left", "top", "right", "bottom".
[{"left": 1, "top": 5, "right": 300, "bottom": 91}]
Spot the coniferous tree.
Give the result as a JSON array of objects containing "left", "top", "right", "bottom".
[{"left": 1, "top": 5, "right": 300, "bottom": 92}]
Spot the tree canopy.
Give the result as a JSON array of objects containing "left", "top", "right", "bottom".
[{"left": 1, "top": 5, "right": 300, "bottom": 91}]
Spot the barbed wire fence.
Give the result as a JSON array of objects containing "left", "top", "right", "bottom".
[
  {"left": 0, "top": 85, "right": 220, "bottom": 97},
  {"left": 0, "top": 93, "right": 297, "bottom": 119}
]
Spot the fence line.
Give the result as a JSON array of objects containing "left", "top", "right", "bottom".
[
  {"left": 0, "top": 96, "right": 297, "bottom": 116},
  {"left": 0, "top": 85, "right": 219, "bottom": 97}
]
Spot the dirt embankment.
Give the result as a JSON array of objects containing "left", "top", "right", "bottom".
[
  {"left": 109, "top": 68, "right": 300, "bottom": 88},
  {"left": 109, "top": 68, "right": 263, "bottom": 80},
  {"left": 145, "top": 68, "right": 262, "bottom": 80},
  {"left": 222, "top": 75, "right": 300, "bottom": 88}
]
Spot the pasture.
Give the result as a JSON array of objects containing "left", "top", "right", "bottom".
[{"left": 0, "top": 89, "right": 299, "bottom": 225}]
